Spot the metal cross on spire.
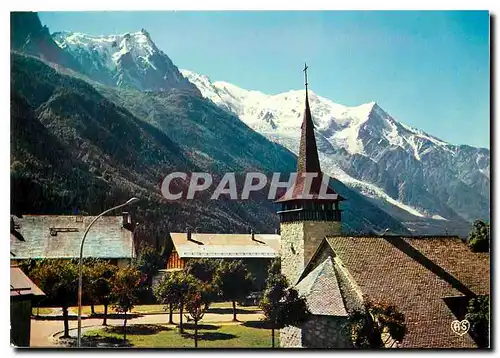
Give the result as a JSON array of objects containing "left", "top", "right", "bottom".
[{"left": 303, "top": 63, "right": 309, "bottom": 92}]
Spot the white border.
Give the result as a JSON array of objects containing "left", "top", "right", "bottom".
[
  {"left": 1, "top": 2, "right": 497, "bottom": 358},
  {"left": 2, "top": 1, "right": 500, "bottom": 10}
]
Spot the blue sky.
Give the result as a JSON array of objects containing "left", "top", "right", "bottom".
[{"left": 39, "top": 11, "right": 490, "bottom": 148}]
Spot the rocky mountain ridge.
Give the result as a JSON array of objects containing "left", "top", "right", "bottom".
[{"left": 181, "top": 69, "right": 490, "bottom": 235}]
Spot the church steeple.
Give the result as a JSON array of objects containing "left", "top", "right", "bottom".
[{"left": 276, "top": 64, "right": 345, "bottom": 284}]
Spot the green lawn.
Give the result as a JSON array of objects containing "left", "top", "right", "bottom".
[
  {"left": 68, "top": 302, "right": 260, "bottom": 316},
  {"left": 68, "top": 305, "right": 161, "bottom": 315},
  {"left": 83, "top": 322, "right": 279, "bottom": 348},
  {"left": 31, "top": 307, "right": 55, "bottom": 315}
]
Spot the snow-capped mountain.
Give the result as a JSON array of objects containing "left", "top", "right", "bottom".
[
  {"left": 182, "top": 69, "right": 490, "bottom": 233},
  {"left": 12, "top": 12, "right": 485, "bottom": 236},
  {"left": 53, "top": 30, "right": 200, "bottom": 94}
]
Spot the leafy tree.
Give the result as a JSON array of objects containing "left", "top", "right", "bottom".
[
  {"left": 83, "top": 260, "right": 118, "bottom": 325},
  {"left": 214, "top": 260, "right": 254, "bottom": 321},
  {"left": 81, "top": 258, "right": 99, "bottom": 315},
  {"left": 346, "top": 295, "right": 406, "bottom": 348},
  {"left": 111, "top": 266, "right": 141, "bottom": 341},
  {"left": 465, "top": 295, "right": 489, "bottom": 347},
  {"left": 259, "top": 273, "right": 310, "bottom": 347},
  {"left": 17, "top": 258, "right": 37, "bottom": 277},
  {"left": 153, "top": 273, "right": 176, "bottom": 325},
  {"left": 134, "top": 242, "right": 165, "bottom": 285},
  {"left": 154, "top": 271, "right": 198, "bottom": 332},
  {"left": 31, "top": 259, "right": 78, "bottom": 338},
  {"left": 468, "top": 220, "right": 490, "bottom": 252},
  {"left": 185, "top": 258, "right": 219, "bottom": 283},
  {"left": 185, "top": 281, "right": 214, "bottom": 348},
  {"left": 267, "top": 258, "right": 281, "bottom": 277}
]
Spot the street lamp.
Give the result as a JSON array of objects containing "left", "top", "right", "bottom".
[{"left": 76, "top": 197, "right": 139, "bottom": 348}]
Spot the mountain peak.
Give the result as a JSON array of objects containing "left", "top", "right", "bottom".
[
  {"left": 52, "top": 30, "right": 200, "bottom": 94},
  {"left": 181, "top": 68, "right": 489, "bottom": 233}
]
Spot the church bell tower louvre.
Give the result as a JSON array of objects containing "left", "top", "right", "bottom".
[{"left": 275, "top": 63, "right": 345, "bottom": 285}]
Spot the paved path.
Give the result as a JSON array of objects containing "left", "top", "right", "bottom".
[{"left": 31, "top": 310, "right": 263, "bottom": 347}]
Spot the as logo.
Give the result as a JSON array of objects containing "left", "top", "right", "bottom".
[{"left": 451, "top": 319, "right": 470, "bottom": 336}]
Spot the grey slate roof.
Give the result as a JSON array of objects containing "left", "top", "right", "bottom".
[
  {"left": 170, "top": 233, "right": 280, "bottom": 258},
  {"left": 295, "top": 256, "right": 348, "bottom": 316},
  {"left": 10, "top": 215, "right": 135, "bottom": 259}
]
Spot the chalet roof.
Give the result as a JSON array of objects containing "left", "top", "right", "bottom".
[
  {"left": 169, "top": 233, "right": 280, "bottom": 258},
  {"left": 10, "top": 215, "right": 135, "bottom": 259},
  {"left": 323, "top": 235, "right": 490, "bottom": 348},
  {"left": 10, "top": 266, "right": 45, "bottom": 297},
  {"left": 295, "top": 256, "right": 347, "bottom": 316}
]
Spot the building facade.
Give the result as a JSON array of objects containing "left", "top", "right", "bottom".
[{"left": 161, "top": 231, "right": 280, "bottom": 290}]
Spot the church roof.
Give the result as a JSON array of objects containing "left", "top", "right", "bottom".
[
  {"left": 275, "top": 66, "right": 342, "bottom": 203},
  {"left": 169, "top": 232, "right": 280, "bottom": 258},
  {"left": 295, "top": 256, "right": 348, "bottom": 316},
  {"left": 323, "top": 235, "right": 490, "bottom": 348},
  {"left": 297, "top": 90, "right": 321, "bottom": 176}
]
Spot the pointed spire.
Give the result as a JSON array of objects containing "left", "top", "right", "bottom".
[
  {"left": 275, "top": 63, "right": 342, "bottom": 203},
  {"left": 304, "top": 63, "right": 309, "bottom": 93},
  {"left": 297, "top": 63, "right": 321, "bottom": 175},
  {"left": 275, "top": 65, "right": 346, "bottom": 208}
]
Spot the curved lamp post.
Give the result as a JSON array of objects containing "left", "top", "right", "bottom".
[{"left": 77, "top": 197, "right": 139, "bottom": 348}]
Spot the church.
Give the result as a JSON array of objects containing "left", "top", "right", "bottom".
[{"left": 275, "top": 66, "right": 490, "bottom": 348}]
